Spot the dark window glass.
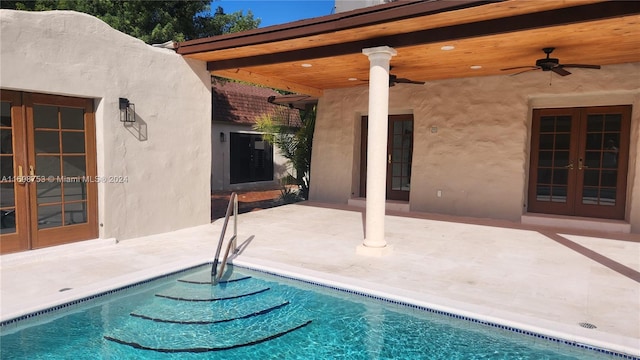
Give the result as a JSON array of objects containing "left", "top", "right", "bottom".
[
  {"left": 586, "top": 115, "right": 603, "bottom": 132},
  {"left": 538, "top": 151, "right": 552, "bottom": 167},
  {"left": 537, "top": 169, "right": 551, "bottom": 184},
  {"left": 0, "top": 101, "right": 11, "bottom": 127},
  {"left": 38, "top": 204, "right": 62, "bottom": 229},
  {"left": 35, "top": 131, "right": 60, "bottom": 153},
  {"left": 61, "top": 108, "right": 84, "bottom": 130},
  {"left": 539, "top": 117, "right": 554, "bottom": 132},
  {"left": 585, "top": 133, "right": 603, "bottom": 150},
  {"left": 604, "top": 114, "right": 621, "bottom": 131},
  {"left": 64, "top": 202, "right": 87, "bottom": 225},
  {"left": 584, "top": 152, "right": 601, "bottom": 169},
  {"left": 552, "top": 169, "right": 568, "bottom": 185},
  {"left": 551, "top": 186, "right": 567, "bottom": 203},
  {"left": 37, "top": 182, "right": 62, "bottom": 204},
  {"left": 33, "top": 105, "right": 59, "bottom": 129},
  {"left": 583, "top": 170, "right": 599, "bottom": 187},
  {"left": 36, "top": 155, "right": 61, "bottom": 177},
  {"left": 555, "top": 116, "right": 571, "bottom": 132},
  {"left": 62, "top": 132, "right": 85, "bottom": 153},
  {"left": 539, "top": 134, "right": 554, "bottom": 150}
]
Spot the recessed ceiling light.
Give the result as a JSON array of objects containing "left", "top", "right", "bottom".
[
  {"left": 301, "top": 63, "right": 312, "bottom": 68},
  {"left": 470, "top": 65, "right": 482, "bottom": 70},
  {"left": 440, "top": 45, "right": 455, "bottom": 51},
  {"left": 348, "top": 77, "right": 358, "bottom": 81}
]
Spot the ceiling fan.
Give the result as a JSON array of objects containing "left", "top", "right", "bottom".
[
  {"left": 388, "top": 73, "right": 425, "bottom": 86},
  {"left": 363, "top": 67, "right": 425, "bottom": 87},
  {"left": 501, "top": 47, "right": 601, "bottom": 76}
]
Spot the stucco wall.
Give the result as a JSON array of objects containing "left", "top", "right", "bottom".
[
  {"left": 211, "top": 122, "right": 291, "bottom": 191},
  {"left": 0, "top": 10, "right": 212, "bottom": 240},
  {"left": 310, "top": 62, "right": 640, "bottom": 230}
]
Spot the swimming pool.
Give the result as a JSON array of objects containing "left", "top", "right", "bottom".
[{"left": 0, "top": 264, "right": 631, "bottom": 359}]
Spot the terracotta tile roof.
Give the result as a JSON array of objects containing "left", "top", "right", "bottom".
[{"left": 212, "top": 81, "right": 301, "bottom": 127}]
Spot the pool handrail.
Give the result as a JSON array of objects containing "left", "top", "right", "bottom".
[{"left": 211, "top": 192, "right": 238, "bottom": 284}]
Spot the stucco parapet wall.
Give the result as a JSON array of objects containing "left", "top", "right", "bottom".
[
  {"left": 0, "top": 9, "right": 173, "bottom": 51},
  {"left": 0, "top": 9, "right": 185, "bottom": 95}
]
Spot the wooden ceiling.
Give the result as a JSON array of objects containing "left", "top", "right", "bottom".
[{"left": 178, "top": 0, "right": 640, "bottom": 97}]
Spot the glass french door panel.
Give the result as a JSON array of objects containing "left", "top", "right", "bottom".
[
  {"left": 1, "top": 208, "right": 16, "bottom": 234},
  {"left": 534, "top": 116, "right": 572, "bottom": 203},
  {"left": 0, "top": 154, "right": 13, "bottom": 179},
  {"left": 0, "top": 180, "right": 16, "bottom": 234},
  {"left": 1, "top": 100, "right": 16, "bottom": 234},
  {"left": 390, "top": 120, "right": 412, "bottom": 191},
  {"left": 580, "top": 114, "right": 621, "bottom": 206},
  {"left": 33, "top": 103, "right": 89, "bottom": 229}
]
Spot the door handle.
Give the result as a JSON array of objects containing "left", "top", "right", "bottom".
[
  {"left": 388, "top": 154, "right": 392, "bottom": 164},
  {"left": 564, "top": 161, "right": 574, "bottom": 170},
  {"left": 29, "top": 165, "right": 35, "bottom": 176},
  {"left": 16, "top": 165, "right": 26, "bottom": 184},
  {"left": 578, "top": 158, "right": 589, "bottom": 170}
]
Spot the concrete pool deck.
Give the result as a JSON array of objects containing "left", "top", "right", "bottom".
[{"left": 1, "top": 202, "right": 639, "bottom": 357}]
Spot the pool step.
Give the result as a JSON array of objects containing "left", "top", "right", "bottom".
[
  {"left": 104, "top": 273, "right": 314, "bottom": 353},
  {"left": 104, "top": 320, "right": 312, "bottom": 353},
  {"left": 130, "top": 301, "right": 290, "bottom": 325},
  {"left": 156, "top": 287, "right": 270, "bottom": 302}
]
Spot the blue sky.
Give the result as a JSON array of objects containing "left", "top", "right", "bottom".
[{"left": 212, "top": 0, "right": 336, "bottom": 28}]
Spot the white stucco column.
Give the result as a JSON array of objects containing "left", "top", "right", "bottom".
[{"left": 357, "top": 46, "right": 396, "bottom": 257}]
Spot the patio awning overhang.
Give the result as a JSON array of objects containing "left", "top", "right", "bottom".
[{"left": 177, "top": 0, "right": 640, "bottom": 97}]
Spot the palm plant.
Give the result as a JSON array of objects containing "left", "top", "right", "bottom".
[{"left": 253, "top": 105, "right": 316, "bottom": 200}]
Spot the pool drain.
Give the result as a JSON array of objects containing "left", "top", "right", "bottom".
[{"left": 578, "top": 322, "right": 597, "bottom": 329}]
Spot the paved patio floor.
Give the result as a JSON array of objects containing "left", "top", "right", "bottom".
[{"left": 1, "top": 202, "right": 639, "bottom": 356}]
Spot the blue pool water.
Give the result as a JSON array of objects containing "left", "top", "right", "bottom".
[{"left": 0, "top": 265, "right": 620, "bottom": 359}]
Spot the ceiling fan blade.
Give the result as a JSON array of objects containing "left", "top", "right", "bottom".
[
  {"left": 501, "top": 65, "right": 537, "bottom": 71},
  {"left": 509, "top": 68, "right": 540, "bottom": 76},
  {"left": 395, "top": 78, "right": 425, "bottom": 85},
  {"left": 552, "top": 67, "right": 571, "bottom": 76},
  {"left": 561, "top": 64, "right": 601, "bottom": 69}
]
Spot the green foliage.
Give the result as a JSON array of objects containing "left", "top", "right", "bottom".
[
  {"left": 1, "top": 0, "right": 260, "bottom": 43},
  {"left": 278, "top": 185, "right": 302, "bottom": 204},
  {"left": 254, "top": 106, "right": 316, "bottom": 200}
]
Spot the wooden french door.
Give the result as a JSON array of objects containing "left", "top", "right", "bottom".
[
  {"left": 528, "top": 105, "right": 631, "bottom": 219},
  {"left": 0, "top": 90, "right": 98, "bottom": 254},
  {"left": 360, "top": 114, "right": 414, "bottom": 201}
]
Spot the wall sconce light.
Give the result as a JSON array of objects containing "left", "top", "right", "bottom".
[
  {"left": 219, "top": 132, "right": 226, "bottom": 142},
  {"left": 119, "top": 97, "right": 136, "bottom": 122}
]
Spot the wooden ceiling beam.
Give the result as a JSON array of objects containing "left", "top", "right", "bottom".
[
  {"left": 207, "top": 1, "right": 640, "bottom": 71},
  {"left": 212, "top": 69, "right": 324, "bottom": 97}
]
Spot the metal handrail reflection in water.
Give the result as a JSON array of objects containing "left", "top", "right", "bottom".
[{"left": 211, "top": 192, "right": 238, "bottom": 284}]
